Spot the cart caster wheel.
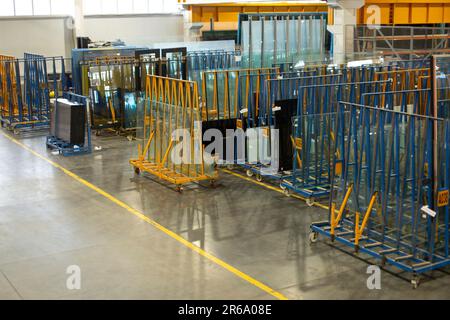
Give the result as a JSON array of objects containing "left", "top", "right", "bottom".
[
  {"left": 176, "top": 185, "right": 183, "bottom": 193},
  {"left": 256, "top": 174, "right": 263, "bottom": 182},
  {"left": 280, "top": 183, "right": 286, "bottom": 190},
  {"left": 226, "top": 164, "right": 234, "bottom": 170},
  {"left": 309, "top": 231, "right": 319, "bottom": 244},
  {"left": 246, "top": 169, "right": 254, "bottom": 177},
  {"left": 13, "top": 128, "right": 19, "bottom": 135},
  {"left": 127, "top": 135, "right": 133, "bottom": 141},
  {"left": 283, "top": 188, "right": 291, "bottom": 197},
  {"left": 380, "top": 256, "right": 387, "bottom": 267},
  {"left": 95, "top": 130, "right": 100, "bottom": 136},
  {"left": 306, "top": 198, "right": 315, "bottom": 207},
  {"left": 411, "top": 276, "right": 420, "bottom": 289},
  {"left": 134, "top": 168, "right": 140, "bottom": 175}
]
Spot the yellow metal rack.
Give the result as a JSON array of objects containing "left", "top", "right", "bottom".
[
  {"left": 130, "top": 75, "right": 218, "bottom": 191},
  {"left": 0, "top": 55, "right": 20, "bottom": 119},
  {"left": 201, "top": 67, "right": 280, "bottom": 121}
]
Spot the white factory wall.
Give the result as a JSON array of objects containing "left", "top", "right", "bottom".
[
  {"left": 0, "top": 16, "right": 75, "bottom": 59},
  {"left": 83, "top": 14, "right": 184, "bottom": 46},
  {"left": 0, "top": 14, "right": 185, "bottom": 58}
]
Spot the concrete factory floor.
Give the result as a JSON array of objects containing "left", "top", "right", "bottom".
[{"left": 0, "top": 130, "right": 449, "bottom": 300}]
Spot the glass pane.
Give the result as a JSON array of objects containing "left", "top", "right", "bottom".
[
  {"left": 325, "top": 103, "right": 445, "bottom": 258},
  {"left": 276, "top": 19, "right": 287, "bottom": 64},
  {"left": 435, "top": 55, "right": 450, "bottom": 118},
  {"left": 241, "top": 21, "right": 250, "bottom": 68},
  {"left": 135, "top": 92, "right": 146, "bottom": 142},
  {"left": 263, "top": 18, "right": 274, "bottom": 67},
  {"left": 287, "top": 112, "right": 341, "bottom": 198},
  {"left": 251, "top": 19, "right": 262, "bottom": 67},
  {"left": 240, "top": 13, "right": 327, "bottom": 68}
]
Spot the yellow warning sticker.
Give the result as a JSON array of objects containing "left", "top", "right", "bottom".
[
  {"left": 295, "top": 138, "right": 302, "bottom": 150},
  {"left": 335, "top": 162, "right": 342, "bottom": 176},
  {"left": 438, "top": 190, "right": 449, "bottom": 207}
]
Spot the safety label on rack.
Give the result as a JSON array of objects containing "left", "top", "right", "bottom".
[{"left": 438, "top": 189, "right": 449, "bottom": 207}]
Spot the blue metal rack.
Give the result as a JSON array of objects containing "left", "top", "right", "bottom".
[
  {"left": 275, "top": 64, "right": 429, "bottom": 202},
  {"left": 0, "top": 53, "right": 68, "bottom": 133},
  {"left": 232, "top": 70, "right": 334, "bottom": 184},
  {"left": 232, "top": 65, "right": 383, "bottom": 185},
  {"left": 71, "top": 46, "right": 147, "bottom": 95},
  {"left": 310, "top": 97, "right": 450, "bottom": 287},
  {"left": 23, "top": 53, "right": 51, "bottom": 128},
  {"left": 187, "top": 50, "right": 241, "bottom": 86},
  {"left": 218, "top": 62, "right": 431, "bottom": 188},
  {"left": 275, "top": 77, "right": 389, "bottom": 202},
  {"left": 46, "top": 92, "right": 92, "bottom": 156}
]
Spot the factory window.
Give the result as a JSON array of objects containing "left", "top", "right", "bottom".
[
  {"left": 163, "top": 0, "right": 179, "bottom": 13},
  {"left": 117, "top": 0, "right": 133, "bottom": 14},
  {"left": 50, "top": 0, "right": 74, "bottom": 15},
  {"left": 0, "top": 0, "right": 179, "bottom": 17},
  {"left": 132, "top": 0, "right": 148, "bottom": 14},
  {"left": 0, "top": 0, "right": 74, "bottom": 16},
  {"left": 15, "top": 0, "right": 33, "bottom": 15},
  {"left": 101, "top": 0, "right": 117, "bottom": 14},
  {"left": 32, "top": 0, "right": 51, "bottom": 15},
  {"left": 82, "top": 0, "right": 180, "bottom": 15},
  {"left": 83, "top": 0, "right": 102, "bottom": 15},
  {"left": 148, "top": 0, "right": 164, "bottom": 13},
  {"left": 0, "top": 0, "right": 15, "bottom": 16}
]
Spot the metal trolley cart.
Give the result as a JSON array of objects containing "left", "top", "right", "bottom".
[
  {"left": 310, "top": 93, "right": 450, "bottom": 287},
  {"left": 46, "top": 92, "right": 92, "bottom": 156}
]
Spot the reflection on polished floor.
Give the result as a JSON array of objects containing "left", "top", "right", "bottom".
[{"left": 0, "top": 132, "right": 449, "bottom": 300}]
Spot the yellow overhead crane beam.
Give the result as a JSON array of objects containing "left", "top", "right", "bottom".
[
  {"left": 179, "top": 1, "right": 450, "bottom": 26},
  {"left": 179, "top": 1, "right": 328, "bottom": 30},
  {"left": 358, "top": 0, "right": 450, "bottom": 25}
]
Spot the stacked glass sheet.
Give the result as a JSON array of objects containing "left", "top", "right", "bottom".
[{"left": 239, "top": 13, "right": 328, "bottom": 68}]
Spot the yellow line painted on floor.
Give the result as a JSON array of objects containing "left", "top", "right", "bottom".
[
  {"left": 222, "top": 168, "right": 330, "bottom": 211},
  {"left": 0, "top": 132, "right": 288, "bottom": 301}
]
